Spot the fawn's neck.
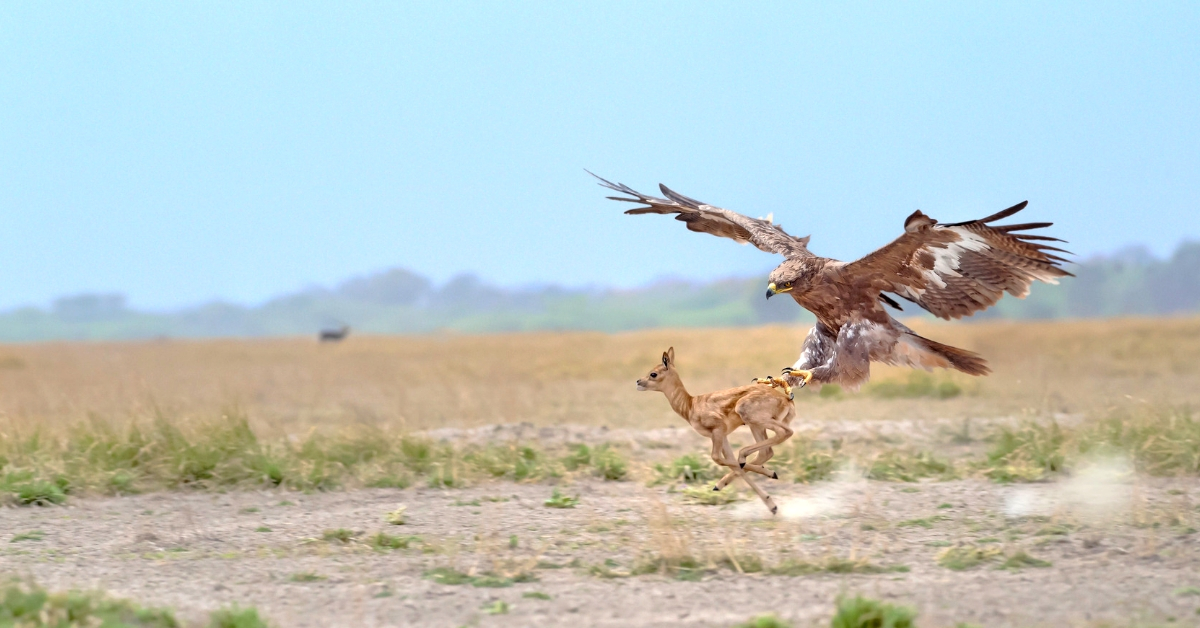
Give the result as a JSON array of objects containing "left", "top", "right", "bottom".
[{"left": 660, "top": 377, "right": 694, "bottom": 420}]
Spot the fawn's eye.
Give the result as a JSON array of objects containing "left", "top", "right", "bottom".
[{"left": 650, "top": 372, "right": 657, "bottom": 378}]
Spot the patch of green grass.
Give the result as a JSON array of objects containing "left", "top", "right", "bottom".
[
  {"left": 998, "top": 550, "right": 1052, "bottom": 569},
  {"left": 321, "top": 528, "right": 358, "bottom": 543},
  {"left": 465, "top": 444, "right": 551, "bottom": 482},
  {"left": 423, "top": 567, "right": 533, "bottom": 587},
  {"left": 288, "top": 571, "right": 326, "bottom": 582},
  {"left": 773, "top": 437, "right": 838, "bottom": 483},
  {"left": 207, "top": 605, "right": 270, "bottom": 628},
  {"left": 0, "top": 578, "right": 180, "bottom": 627},
  {"left": 1174, "top": 586, "right": 1200, "bottom": 597},
  {"left": 716, "top": 553, "right": 764, "bottom": 574},
  {"left": 767, "top": 556, "right": 892, "bottom": 576},
  {"left": 424, "top": 567, "right": 473, "bottom": 586},
  {"left": 238, "top": 507, "right": 259, "bottom": 514},
  {"left": 865, "top": 371, "right": 962, "bottom": 400},
  {"left": 652, "top": 453, "right": 721, "bottom": 485},
  {"left": 522, "top": 591, "right": 552, "bottom": 600},
  {"left": 1034, "top": 523, "right": 1072, "bottom": 536},
  {"left": 818, "top": 384, "right": 843, "bottom": 400},
  {"left": 453, "top": 499, "right": 481, "bottom": 506},
  {"left": 937, "top": 503, "right": 953, "bottom": 509},
  {"left": 983, "top": 420, "right": 1067, "bottom": 482},
  {"left": 1, "top": 472, "right": 68, "bottom": 505},
  {"left": 680, "top": 485, "right": 743, "bottom": 505},
  {"left": 253, "top": 526, "right": 271, "bottom": 532},
  {"left": 936, "top": 545, "right": 1002, "bottom": 570},
  {"left": 734, "top": 614, "right": 793, "bottom": 628},
  {"left": 632, "top": 554, "right": 706, "bottom": 581},
  {"left": 481, "top": 600, "right": 509, "bottom": 615},
  {"left": 367, "top": 532, "right": 419, "bottom": 550},
  {"left": 588, "top": 560, "right": 632, "bottom": 579},
  {"left": 897, "top": 516, "right": 945, "bottom": 529},
  {"left": 830, "top": 595, "right": 917, "bottom": 628},
  {"left": 544, "top": 488, "right": 579, "bottom": 509},
  {"left": 562, "top": 444, "right": 628, "bottom": 481},
  {"left": 10, "top": 530, "right": 45, "bottom": 543},
  {"left": 867, "top": 451, "right": 956, "bottom": 482}
]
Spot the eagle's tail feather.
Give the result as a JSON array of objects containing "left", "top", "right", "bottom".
[{"left": 905, "top": 333, "right": 991, "bottom": 376}]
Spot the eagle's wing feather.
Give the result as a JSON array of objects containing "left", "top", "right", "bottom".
[
  {"left": 592, "top": 172, "right": 812, "bottom": 259},
  {"left": 843, "top": 201, "right": 1073, "bottom": 320}
]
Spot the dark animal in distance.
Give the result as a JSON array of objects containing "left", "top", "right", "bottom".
[{"left": 319, "top": 326, "right": 350, "bottom": 342}]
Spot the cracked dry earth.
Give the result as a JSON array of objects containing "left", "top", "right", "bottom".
[{"left": 3, "top": 472, "right": 1200, "bottom": 627}]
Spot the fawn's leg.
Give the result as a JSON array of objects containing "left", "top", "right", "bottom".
[
  {"left": 712, "top": 432, "right": 777, "bottom": 515},
  {"left": 737, "top": 418, "right": 793, "bottom": 468},
  {"left": 715, "top": 426, "right": 777, "bottom": 490}
]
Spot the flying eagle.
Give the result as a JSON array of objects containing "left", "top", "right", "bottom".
[{"left": 595, "top": 174, "right": 1072, "bottom": 389}]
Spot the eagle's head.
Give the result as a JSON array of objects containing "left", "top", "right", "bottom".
[{"left": 765, "top": 259, "right": 810, "bottom": 299}]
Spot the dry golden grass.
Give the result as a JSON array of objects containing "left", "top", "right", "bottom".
[{"left": 0, "top": 316, "right": 1197, "bottom": 437}]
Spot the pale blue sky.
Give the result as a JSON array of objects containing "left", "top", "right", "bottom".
[{"left": 1, "top": 2, "right": 1197, "bottom": 310}]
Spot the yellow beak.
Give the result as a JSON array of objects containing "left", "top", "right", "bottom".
[{"left": 766, "top": 282, "right": 792, "bottom": 299}]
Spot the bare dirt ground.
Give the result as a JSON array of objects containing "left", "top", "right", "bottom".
[{"left": 3, "top": 427, "right": 1199, "bottom": 627}]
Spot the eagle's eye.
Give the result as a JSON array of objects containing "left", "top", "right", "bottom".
[{"left": 650, "top": 372, "right": 658, "bottom": 378}]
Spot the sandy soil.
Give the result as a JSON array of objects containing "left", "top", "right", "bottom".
[{"left": 3, "top": 454, "right": 1199, "bottom": 628}]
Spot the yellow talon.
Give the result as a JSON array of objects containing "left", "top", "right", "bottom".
[
  {"left": 753, "top": 376, "right": 794, "bottom": 400},
  {"left": 781, "top": 368, "right": 814, "bottom": 387}
]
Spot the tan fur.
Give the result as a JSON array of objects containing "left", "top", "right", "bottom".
[{"left": 636, "top": 347, "right": 795, "bottom": 514}]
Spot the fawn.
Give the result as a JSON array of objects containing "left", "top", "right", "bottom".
[{"left": 636, "top": 347, "right": 796, "bottom": 514}]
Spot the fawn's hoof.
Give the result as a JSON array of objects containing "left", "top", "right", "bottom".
[
  {"left": 772, "top": 471, "right": 779, "bottom": 479},
  {"left": 712, "top": 486, "right": 720, "bottom": 492},
  {"left": 739, "top": 461, "right": 746, "bottom": 469}
]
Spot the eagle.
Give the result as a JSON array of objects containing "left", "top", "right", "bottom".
[{"left": 594, "top": 174, "right": 1072, "bottom": 390}]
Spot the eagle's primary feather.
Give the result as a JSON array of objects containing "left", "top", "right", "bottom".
[{"left": 595, "top": 173, "right": 1072, "bottom": 389}]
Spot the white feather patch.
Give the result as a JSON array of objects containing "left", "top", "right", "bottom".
[{"left": 923, "top": 228, "right": 992, "bottom": 288}]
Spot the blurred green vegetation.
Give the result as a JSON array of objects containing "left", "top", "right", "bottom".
[{"left": 3, "top": 241, "right": 1196, "bottom": 341}]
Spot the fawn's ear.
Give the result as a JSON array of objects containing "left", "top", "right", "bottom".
[{"left": 665, "top": 347, "right": 675, "bottom": 367}]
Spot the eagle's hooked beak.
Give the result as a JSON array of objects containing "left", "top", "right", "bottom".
[{"left": 766, "top": 282, "right": 792, "bottom": 299}]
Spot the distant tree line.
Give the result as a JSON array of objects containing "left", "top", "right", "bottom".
[{"left": 0, "top": 241, "right": 1196, "bottom": 342}]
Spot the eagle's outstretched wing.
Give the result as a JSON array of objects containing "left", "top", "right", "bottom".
[
  {"left": 843, "top": 201, "right": 1073, "bottom": 320},
  {"left": 592, "top": 172, "right": 812, "bottom": 259}
]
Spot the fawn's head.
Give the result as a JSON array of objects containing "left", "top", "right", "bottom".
[{"left": 636, "top": 347, "right": 677, "bottom": 392}]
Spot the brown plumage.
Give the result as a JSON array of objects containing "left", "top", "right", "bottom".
[{"left": 595, "top": 173, "right": 1072, "bottom": 389}]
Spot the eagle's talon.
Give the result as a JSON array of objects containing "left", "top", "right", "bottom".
[{"left": 782, "top": 367, "right": 814, "bottom": 388}]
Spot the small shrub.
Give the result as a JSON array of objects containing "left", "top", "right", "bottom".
[
  {"left": 632, "top": 554, "right": 706, "bottom": 581},
  {"left": 289, "top": 571, "right": 326, "bottom": 582},
  {"left": 999, "top": 550, "right": 1052, "bottom": 569},
  {"left": 207, "top": 605, "right": 270, "bottom": 628},
  {"left": 385, "top": 506, "right": 407, "bottom": 525},
  {"left": 653, "top": 453, "right": 720, "bottom": 485},
  {"left": 0, "top": 579, "right": 179, "bottom": 628},
  {"left": 321, "top": 528, "right": 358, "bottom": 543},
  {"left": 867, "top": 451, "right": 956, "bottom": 482},
  {"left": 773, "top": 438, "right": 837, "bottom": 483},
  {"left": 424, "top": 567, "right": 473, "bottom": 585},
  {"left": 544, "top": 489, "right": 578, "bottom": 508},
  {"left": 734, "top": 614, "right": 793, "bottom": 628},
  {"left": 936, "top": 545, "right": 1001, "bottom": 570},
  {"left": 367, "top": 532, "right": 419, "bottom": 551},
  {"left": 984, "top": 421, "right": 1067, "bottom": 482},
  {"left": 680, "top": 485, "right": 742, "bottom": 505},
  {"left": 830, "top": 595, "right": 917, "bottom": 628}
]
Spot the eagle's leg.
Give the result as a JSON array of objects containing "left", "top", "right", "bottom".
[
  {"left": 780, "top": 367, "right": 814, "bottom": 387},
  {"left": 781, "top": 322, "right": 837, "bottom": 389}
]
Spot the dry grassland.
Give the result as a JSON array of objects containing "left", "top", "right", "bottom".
[
  {"left": 1, "top": 316, "right": 1197, "bottom": 436},
  {"left": 3, "top": 317, "right": 1200, "bottom": 627}
]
